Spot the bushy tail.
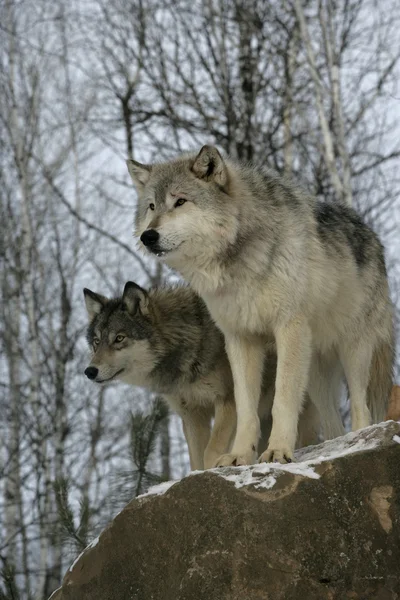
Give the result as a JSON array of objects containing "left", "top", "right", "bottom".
[{"left": 367, "top": 339, "right": 395, "bottom": 423}]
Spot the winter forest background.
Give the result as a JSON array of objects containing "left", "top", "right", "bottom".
[{"left": 1, "top": 0, "right": 400, "bottom": 597}]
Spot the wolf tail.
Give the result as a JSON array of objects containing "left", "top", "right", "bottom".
[{"left": 367, "top": 338, "right": 395, "bottom": 423}]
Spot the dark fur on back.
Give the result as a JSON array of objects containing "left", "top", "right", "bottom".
[{"left": 314, "top": 201, "right": 386, "bottom": 272}]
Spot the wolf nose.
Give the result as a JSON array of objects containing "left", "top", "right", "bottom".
[
  {"left": 85, "top": 366, "right": 98, "bottom": 380},
  {"left": 140, "top": 229, "right": 159, "bottom": 247}
]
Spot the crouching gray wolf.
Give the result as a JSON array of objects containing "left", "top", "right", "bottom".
[
  {"left": 83, "top": 282, "right": 338, "bottom": 470},
  {"left": 127, "top": 146, "right": 394, "bottom": 466}
]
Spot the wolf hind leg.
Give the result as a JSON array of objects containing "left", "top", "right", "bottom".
[
  {"left": 367, "top": 338, "right": 394, "bottom": 423},
  {"left": 181, "top": 408, "right": 211, "bottom": 471},
  {"left": 339, "top": 340, "right": 373, "bottom": 431},
  {"left": 257, "top": 368, "right": 275, "bottom": 454},
  {"left": 307, "top": 353, "right": 345, "bottom": 441},
  {"left": 296, "top": 395, "right": 321, "bottom": 448}
]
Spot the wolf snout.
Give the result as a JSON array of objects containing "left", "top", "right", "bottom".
[
  {"left": 140, "top": 229, "right": 159, "bottom": 247},
  {"left": 85, "top": 366, "right": 99, "bottom": 380}
]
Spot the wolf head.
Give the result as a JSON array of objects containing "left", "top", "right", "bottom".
[
  {"left": 83, "top": 282, "right": 154, "bottom": 385},
  {"left": 127, "top": 146, "right": 240, "bottom": 269}
]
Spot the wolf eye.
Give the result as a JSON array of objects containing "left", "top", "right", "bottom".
[
  {"left": 93, "top": 337, "right": 100, "bottom": 348},
  {"left": 115, "top": 334, "right": 125, "bottom": 343},
  {"left": 149, "top": 203, "right": 155, "bottom": 211},
  {"left": 174, "top": 198, "right": 186, "bottom": 207}
]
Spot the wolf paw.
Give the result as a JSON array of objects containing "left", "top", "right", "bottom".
[
  {"left": 203, "top": 448, "right": 222, "bottom": 470},
  {"left": 258, "top": 448, "right": 294, "bottom": 464},
  {"left": 214, "top": 451, "right": 257, "bottom": 468}
]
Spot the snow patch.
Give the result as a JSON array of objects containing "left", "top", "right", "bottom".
[
  {"left": 87, "top": 535, "right": 99, "bottom": 549},
  {"left": 255, "top": 476, "right": 277, "bottom": 490},
  {"left": 222, "top": 467, "right": 274, "bottom": 490},
  {"left": 269, "top": 462, "right": 320, "bottom": 479},
  {"left": 302, "top": 438, "right": 377, "bottom": 465},
  {"left": 68, "top": 536, "right": 100, "bottom": 572},
  {"left": 212, "top": 460, "right": 319, "bottom": 491},
  {"left": 137, "top": 480, "right": 177, "bottom": 499},
  {"left": 393, "top": 435, "right": 400, "bottom": 444},
  {"left": 69, "top": 550, "right": 85, "bottom": 573},
  {"left": 295, "top": 425, "right": 384, "bottom": 464}
]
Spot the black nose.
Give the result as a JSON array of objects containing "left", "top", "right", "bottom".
[
  {"left": 140, "top": 229, "right": 159, "bottom": 247},
  {"left": 85, "top": 366, "right": 98, "bottom": 380}
]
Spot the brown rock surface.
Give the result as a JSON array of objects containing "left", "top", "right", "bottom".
[{"left": 50, "top": 421, "right": 400, "bottom": 600}]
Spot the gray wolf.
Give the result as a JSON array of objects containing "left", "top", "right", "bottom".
[
  {"left": 127, "top": 145, "right": 394, "bottom": 466},
  {"left": 83, "top": 282, "right": 338, "bottom": 470}
]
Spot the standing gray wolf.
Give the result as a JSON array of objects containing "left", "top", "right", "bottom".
[
  {"left": 127, "top": 145, "right": 394, "bottom": 466},
  {"left": 83, "top": 282, "right": 340, "bottom": 470}
]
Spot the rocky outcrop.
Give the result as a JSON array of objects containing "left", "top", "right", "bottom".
[{"left": 50, "top": 421, "right": 400, "bottom": 600}]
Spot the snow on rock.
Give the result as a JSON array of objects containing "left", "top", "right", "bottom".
[
  {"left": 87, "top": 536, "right": 99, "bottom": 549},
  {"left": 221, "top": 468, "right": 277, "bottom": 490},
  {"left": 137, "top": 480, "right": 178, "bottom": 499},
  {"left": 134, "top": 422, "right": 399, "bottom": 499},
  {"left": 212, "top": 460, "right": 320, "bottom": 491},
  {"left": 69, "top": 551, "right": 85, "bottom": 573},
  {"left": 68, "top": 536, "right": 100, "bottom": 573},
  {"left": 295, "top": 421, "right": 388, "bottom": 464}
]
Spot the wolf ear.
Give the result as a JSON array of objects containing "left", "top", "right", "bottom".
[
  {"left": 122, "top": 281, "right": 149, "bottom": 316},
  {"left": 191, "top": 145, "right": 228, "bottom": 187},
  {"left": 83, "top": 289, "right": 108, "bottom": 321},
  {"left": 126, "top": 159, "right": 152, "bottom": 188}
]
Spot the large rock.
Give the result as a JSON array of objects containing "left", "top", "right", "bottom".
[{"left": 50, "top": 421, "right": 400, "bottom": 600}]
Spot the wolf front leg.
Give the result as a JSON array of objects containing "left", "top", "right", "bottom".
[
  {"left": 215, "top": 335, "right": 265, "bottom": 467},
  {"left": 203, "top": 398, "right": 237, "bottom": 469},
  {"left": 259, "top": 317, "right": 312, "bottom": 464},
  {"left": 181, "top": 408, "right": 211, "bottom": 471}
]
